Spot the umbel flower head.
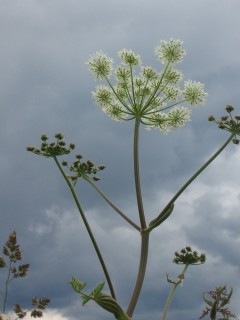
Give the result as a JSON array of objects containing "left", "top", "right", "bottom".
[
  {"left": 26, "top": 133, "right": 75, "bottom": 157},
  {"left": 173, "top": 246, "right": 206, "bottom": 265},
  {"left": 208, "top": 105, "right": 240, "bottom": 144},
  {"left": 87, "top": 38, "right": 208, "bottom": 133}
]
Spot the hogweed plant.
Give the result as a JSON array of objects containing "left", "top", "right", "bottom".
[
  {"left": 26, "top": 39, "right": 240, "bottom": 319},
  {"left": 0, "top": 231, "right": 50, "bottom": 320}
]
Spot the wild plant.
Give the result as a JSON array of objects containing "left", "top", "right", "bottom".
[
  {"left": 26, "top": 39, "right": 240, "bottom": 319},
  {"left": 0, "top": 231, "right": 50, "bottom": 320}
]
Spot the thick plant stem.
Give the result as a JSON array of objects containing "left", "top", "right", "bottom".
[
  {"left": 127, "top": 118, "right": 149, "bottom": 317},
  {"left": 84, "top": 176, "right": 141, "bottom": 231},
  {"left": 133, "top": 118, "right": 146, "bottom": 229},
  {"left": 53, "top": 156, "right": 116, "bottom": 299},
  {"left": 127, "top": 231, "right": 149, "bottom": 317},
  {"left": 158, "top": 133, "right": 235, "bottom": 217}
]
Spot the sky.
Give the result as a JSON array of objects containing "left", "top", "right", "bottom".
[{"left": 1, "top": 1, "right": 240, "bottom": 319}]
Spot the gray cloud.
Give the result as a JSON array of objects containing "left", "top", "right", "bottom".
[{"left": 1, "top": 1, "right": 240, "bottom": 319}]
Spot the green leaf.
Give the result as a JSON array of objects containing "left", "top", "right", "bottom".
[
  {"left": 82, "top": 294, "right": 92, "bottom": 306},
  {"left": 69, "top": 276, "right": 86, "bottom": 294},
  {"left": 90, "top": 281, "right": 105, "bottom": 298}
]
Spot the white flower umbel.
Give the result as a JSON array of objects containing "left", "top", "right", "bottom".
[
  {"left": 88, "top": 38, "right": 207, "bottom": 132},
  {"left": 144, "top": 107, "right": 191, "bottom": 132},
  {"left": 183, "top": 80, "right": 208, "bottom": 105},
  {"left": 154, "top": 38, "right": 186, "bottom": 65},
  {"left": 118, "top": 49, "right": 141, "bottom": 66},
  {"left": 87, "top": 51, "right": 113, "bottom": 80}
]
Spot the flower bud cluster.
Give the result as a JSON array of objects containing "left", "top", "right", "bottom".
[
  {"left": 63, "top": 154, "right": 106, "bottom": 182},
  {"left": 173, "top": 246, "right": 206, "bottom": 265},
  {"left": 26, "top": 133, "right": 75, "bottom": 157},
  {"left": 208, "top": 105, "right": 240, "bottom": 144},
  {"left": 87, "top": 38, "right": 208, "bottom": 132}
]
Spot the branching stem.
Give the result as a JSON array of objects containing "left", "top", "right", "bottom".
[
  {"left": 158, "top": 133, "right": 235, "bottom": 217},
  {"left": 84, "top": 176, "right": 141, "bottom": 231},
  {"left": 53, "top": 156, "right": 116, "bottom": 299}
]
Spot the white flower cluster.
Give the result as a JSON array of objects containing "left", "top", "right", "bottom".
[{"left": 87, "top": 39, "right": 208, "bottom": 132}]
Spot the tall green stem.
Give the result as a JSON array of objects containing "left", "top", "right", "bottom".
[
  {"left": 162, "top": 264, "right": 189, "bottom": 320},
  {"left": 133, "top": 118, "right": 146, "bottom": 229},
  {"left": 158, "top": 133, "right": 235, "bottom": 218},
  {"left": 53, "top": 156, "right": 116, "bottom": 299},
  {"left": 127, "top": 231, "right": 149, "bottom": 317},
  {"left": 127, "top": 118, "right": 149, "bottom": 317}
]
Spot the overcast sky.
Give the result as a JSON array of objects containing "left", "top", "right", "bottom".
[{"left": 1, "top": 1, "right": 240, "bottom": 320}]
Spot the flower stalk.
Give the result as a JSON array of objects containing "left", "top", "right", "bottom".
[{"left": 53, "top": 155, "right": 116, "bottom": 299}]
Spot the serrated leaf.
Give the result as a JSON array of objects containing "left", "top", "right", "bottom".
[
  {"left": 82, "top": 294, "right": 92, "bottom": 306},
  {"left": 90, "top": 282, "right": 105, "bottom": 298},
  {"left": 69, "top": 276, "right": 86, "bottom": 294}
]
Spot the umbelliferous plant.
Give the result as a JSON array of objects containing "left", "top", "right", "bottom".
[{"left": 26, "top": 39, "right": 240, "bottom": 319}]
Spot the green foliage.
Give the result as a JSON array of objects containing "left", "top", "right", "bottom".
[{"left": 69, "top": 277, "right": 130, "bottom": 320}]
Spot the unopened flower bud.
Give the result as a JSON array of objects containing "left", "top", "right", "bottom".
[
  {"left": 225, "top": 105, "right": 234, "bottom": 113},
  {"left": 26, "top": 146, "right": 35, "bottom": 151},
  {"left": 41, "top": 134, "right": 48, "bottom": 141},
  {"left": 208, "top": 115, "right": 215, "bottom": 121},
  {"left": 232, "top": 139, "right": 239, "bottom": 145},
  {"left": 54, "top": 133, "right": 64, "bottom": 140}
]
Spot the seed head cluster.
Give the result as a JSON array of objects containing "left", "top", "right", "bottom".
[
  {"left": 208, "top": 105, "right": 240, "bottom": 144},
  {"left": 26, "top": 133, "right": 75, "bottom": 157},
  {"left": 62, "top": 154, "right": 105, "bottom": 182},
  {"left": 173, "top": 246, "right": 206, "bottom": 265}
]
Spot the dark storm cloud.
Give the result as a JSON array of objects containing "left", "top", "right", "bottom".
[{"left": 1, "top": 1, "right": 240, "bottom": 319}]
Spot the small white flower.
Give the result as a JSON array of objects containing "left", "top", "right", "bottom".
[
  {"left": 104, "top": 104, "right": 127, "bottom": 121},
  {"left": 141, "top": 66, "right": 158, "bottom": 80},
  {"left": 118, "top": 49, "right": 141, "bottom": 66},
  {"left": 144, "top": 112, "right": 170, "bottom": 132},
  {"left": 115, "top": 67, "right": 131, "bottom": 82},
  {"left": 183, "top": 80, "right": 208, "bottom": 106},
  {"left": 155, "top": 38, "right": 186, "bottom": 65},
  {"left": 168, "top": 107, "right": 191, "bottom": 128},
  {"left": 162, "top": 68, "right": 183, "bottom": 85},
  {"left": 87, "top": 51, "right": 113, "bottom": 80},
  {"left": 163, "top": 86, "right": 181, "bottom": 101},
  {"left": 92, "top": 85, "right": 113, "bottom": 107}
]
